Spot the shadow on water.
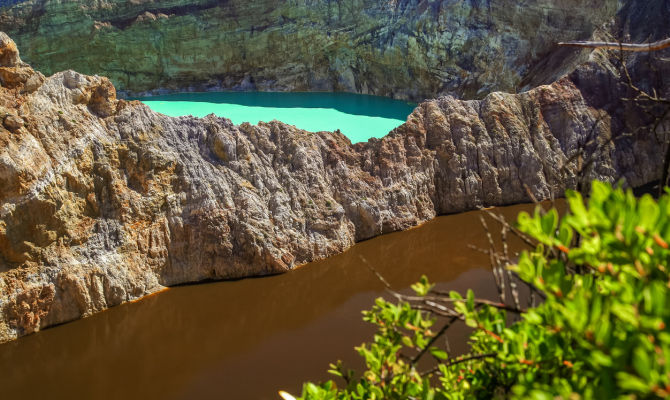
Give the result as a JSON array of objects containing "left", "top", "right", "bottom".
[
  {"left": 0, "top": 203, "right": 549, "bottom": 400},
  {"left": 132, "top": 91, "right": 417, "bottom": 121}
]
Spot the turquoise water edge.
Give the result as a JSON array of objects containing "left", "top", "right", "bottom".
[{"left": 136, "top": 92, "right": 417, "bottom": 143}]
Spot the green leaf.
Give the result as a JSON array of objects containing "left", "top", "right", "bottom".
[
  {"left": 590, "top": 350, "right": 612, "bottom": 367},
  {"left": 429, "top": 347, "right": 448, "bottom": 360},
  {"left": 638, "top": 194, "right": 659, "bottom": 230},
  {"left": 541, "top": 208, "right": 559, "bottom": 237},
  {"left": 566, "top": 189, "right": 588, "bottom": 230},
  {"left": 295, "top": 181, "right": 670, "bottom": 400},
  {"left": 632, "top": 346, "right": 652, "bottom": 381},
  {"left": 616, "top": 372, "right": 652, "bottom": 394},
  {"left": 411, "top": 275, "right": 435, "bottom": 296},
  {"left": 557, "top": 222, "right": 573, "bottom": 246},
  {"left": 466, "top": 289, "right": 475, "bottom": 311}
]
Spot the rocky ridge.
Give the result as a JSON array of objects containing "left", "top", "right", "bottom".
[
  {"left": 0, "top": 24, "right": 667, "bottom": 343},
  {"left": 0, "top": 0, "right": 620, "bottom": 100}
]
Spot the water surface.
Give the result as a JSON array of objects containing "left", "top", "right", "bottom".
[
  {"left": 0, "top": 203, "right": 543, "bottom": 400},
  {"left": 136, "top": 92, "right": 417, "bottom": 143}
]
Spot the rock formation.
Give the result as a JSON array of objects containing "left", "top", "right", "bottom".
[
  {"left": 0, "top": 0, "right": 668, "bottom": 343},
  {"left": 0, "top": 22, "right": 667, "bottom": 343},
  {"left": 0, "top": 0, "right": 620, "bottom": 100}
]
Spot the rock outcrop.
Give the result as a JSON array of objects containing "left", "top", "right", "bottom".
[
  {"left": 0, "top": 21, "right": 667, "bottom": 343},
  {"left": 0, "top": 0, "right": 620, "bottom": 100}
]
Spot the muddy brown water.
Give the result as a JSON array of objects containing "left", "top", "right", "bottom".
[{"left": 0, "top": 203, "right": 549, "bottom": 399}]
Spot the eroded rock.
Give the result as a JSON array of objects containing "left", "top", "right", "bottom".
[
  {"left": 0, "top": 31, "right": 19, "bottom": 67},
  {"left": 0, "top": 0, "right": 620, "bottom": 100},
  {"left": 3, "top": 114, "right": 23, "bottom": 131},
  {"left": 0, "top": 5, "right": 667, "bottom": 345}
]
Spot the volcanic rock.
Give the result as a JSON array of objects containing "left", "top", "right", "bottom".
[
  {"left": 0, "top": 0, "right": 620, "bottom": 100},
  {"left": 0, "top": 0, "right": 668, "bottom": 342}
]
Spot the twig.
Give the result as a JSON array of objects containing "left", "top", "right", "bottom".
[
  {"left": 617, "top": 50, "right": 670, "bottom": 105},
  {"left": 363, "top": 255, "right": 525, "bottom": 318},
  {"left": 502, "top": 225, "right": 522, "bottom": 311},
  {"left": 484, "top": 210, "right": 536, "bottom": 248},
  {"left": 425, "top": 300, "right": 457, "bottom": 316},
  {"left": 557, "top": 38, "right": 670, "bottom": 52},
  {"left": 523, "top": 184, "right": 539, "bottom": 204},
  {"left": 467, "top": 243, "right": 492, "bottom": 255},
  {"left": 424, "top": 291, "right": 526, "bottom": 313},
  {"left": 444, "top": 332, "right": 452, "bottom": 359},
  {"left": 445, "top": 352, "right": 497, "bottom": 367},
  {"left": 558, "top": 118, "right": 602, "bottom": 192},
  {"left": 479, "top": 215, "right": 506, "bottom": 304},
  {"left": 610, "top": 46, "right": 670, "bottom": 194},
  {"left": 410, "top": 315, "right": 460, "bottom": 364},
  {"left": 361, "top": 255, "right": 393, "bottom": 289},
  {"left": 422, "top": 353, "right": 498, "bottom": 376},
  {"left": 411, "top": 304, "right": 460, "bottom": 319}
]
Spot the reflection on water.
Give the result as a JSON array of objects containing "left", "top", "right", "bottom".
[
  {"left": 135, "top": 91, "right": 417, "bottom": 144},
  {"left": 0, "top": 203, "right": 545, "bottom": 400}
]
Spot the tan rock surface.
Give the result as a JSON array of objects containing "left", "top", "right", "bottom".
[{"left": 0, "top": 20, "right": 667, "bottom": 343}]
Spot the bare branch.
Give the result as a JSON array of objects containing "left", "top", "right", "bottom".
[
  {"left": 444, "top": 353, "right": 497, "bottom": 367},
  {"left": 523, "top": 184, "right": 539, "bottom": 204},
  {"left": 467, "top": 243, "right": 493, "bottom": 255},
  {"left": 484, "top": 210, "right": 536, "bottom": 248},
  {"left": 479, "top": 215, "right": 506, "bottom": 304},
  {"left": 411, "top": 304, "right": 460, "bottom": 319},
  {"left": 411, "top": 315, "right": 460, "bottom": 364},
  {"left": 422, "top": 353, "right": 498, "bottom": 376},
  {"left": 361, "top": 255, "right": 394, "bottom": 290},
  {"left": 558, "top": 38, "right": 670, "bottom": 52},
  {"left": 502, "top": 225, "right": 522, "bottom": 311}
]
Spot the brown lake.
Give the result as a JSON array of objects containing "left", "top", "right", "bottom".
[{"left": 0, "top": 203, "right": 546, "bottom": 400}]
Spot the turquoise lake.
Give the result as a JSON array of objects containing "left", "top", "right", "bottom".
[{"left": 136, "top": 92, "right": 417, "bottom": 143}]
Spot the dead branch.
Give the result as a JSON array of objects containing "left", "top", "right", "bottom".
[
  {"left": 502, "top": 225, "right": 522, "bottom": 311},
  {"left": 411, "top": 304, "right": 460, "bottom": 319},
  {"left": 558, "top": 38, "right": 670, "bottom": 52},
  {"left": 422, "top": 353, "right": 498, "bottom": 376},
  {"left": 398, "top": 290, "right": 526, "bottom": 313},
  {"left": 484, "top": 210, "right": 537, "bottom": 248},
  {"left": 411, "top": 315, "right": 460, "bottom": 364},
  {"left": 479, "top": 215, "right": 506, "bottom": 304}
]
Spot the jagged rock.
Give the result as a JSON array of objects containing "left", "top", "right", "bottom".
[
  {"left": 2, "top": 114, "right": 23, "bottom": 131},
  {"left": 21, "top": 71, "right": 44, "bottom": 94},
  {"left": 3, "top": 284, "right": 55, "bottom": 335},
  {"left": 0, "top": 0, "right": 668, "bottom": 343},
  {"left": 0, "top": 26, "right": 666, "bottom": 343},
  {"left": 0, "top": 31, "right": 19, "bottom": 67},
  {"left": 0, "top": 31, "right": 41, "bottom": 90}
]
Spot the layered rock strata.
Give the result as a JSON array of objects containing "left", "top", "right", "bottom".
[
  {"left": 0, "top": 0, "right": 620, "bottom": 100},
  {"left": 0, "top": 27, "right": 667, "bottom": 343}
]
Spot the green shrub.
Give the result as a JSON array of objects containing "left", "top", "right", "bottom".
[{"left": 288, "top": 181, "right": 670, "bottom": 399}]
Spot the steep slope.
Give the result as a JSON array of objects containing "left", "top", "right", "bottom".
[
  {"left": 0, "top": 27, "right": 666, "bottom": 342},
  {"left": 0, "top": 0, "right": 618, "bottom": 100}
]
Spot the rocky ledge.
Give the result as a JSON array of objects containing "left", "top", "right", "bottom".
[{"left": 0, "top": 26, "right": 667, "bottom": 343}]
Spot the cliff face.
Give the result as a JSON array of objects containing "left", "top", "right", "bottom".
[
  {"left": 0, "top": 0, "right": 619, "bottom": 100},
  {"left": 0, "top": 25, "right": 667, "bottom": 343}
]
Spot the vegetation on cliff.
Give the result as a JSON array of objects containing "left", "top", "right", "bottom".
[
  {"left": 0, "top": 0, "right": 619, "bottom": 100},
  {"left": 288, "top": 181, "right": 670, "bottom": 399}
]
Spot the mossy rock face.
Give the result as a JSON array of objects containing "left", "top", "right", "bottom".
[{"left": 0, "top": 0, "right": 620, "bottom": 101}]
